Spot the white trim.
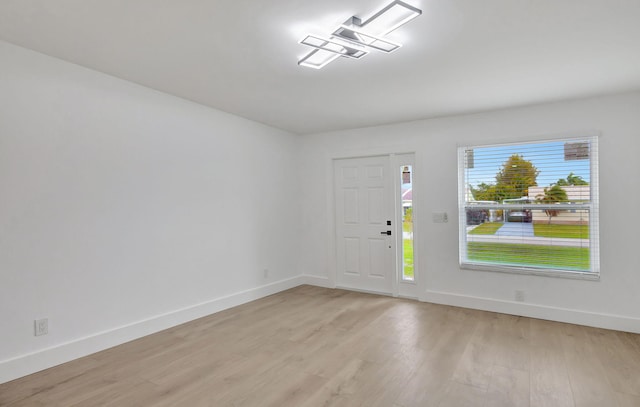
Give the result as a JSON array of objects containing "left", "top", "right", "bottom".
[
  {"left": 460, "top": 262, "right": 600, "bottom": 280},
  {"left": 299, "top": 279, "right": 640, "bottom": 334},
  {"left": 301, "top": 274, "right": 334, "bottom": 288},
  {"left": 457, "top": 146, "right": 468, "bottom": 264},
  {"left": 588, "top": 135, "right": 600, "bottom": 275},
  {"left": 0, "top": 276, "right": 306, "bottom": 384},
  {"left": 304, "top": 276, "right": 420, "bottom": 300},
  {"left": 325, "top": 155, "right": 338, "bottom": 289},
  {"left": 424, "top": 289, "right": 640, "bottom": 334},
  {"left": 325, "top": 145, "right": 419, "bottom": 161},
  {"left": 335, "top": 284, "right": 393, "bottom": 297},
  {"left": 387, "top": 153, "right": 402, "bottom": 297}
]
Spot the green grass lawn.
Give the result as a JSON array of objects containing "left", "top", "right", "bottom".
[
  {"left": 468, "top": 222, "right": 589, "bottom": 239},
  {"left": 403, "top": 238, "right": 414, "bottom": 280},
  {"left": 467, "top": 242, "right": 590, "bottom": 271},
  {"left": 533, "top": 224, "right": 589, "bottom": 239},
  {"left": 468, "top": 222, "right": 503, "bottom": 235},
  {"left": 402, "top": 221, "right": 414, "bottom": 280}
]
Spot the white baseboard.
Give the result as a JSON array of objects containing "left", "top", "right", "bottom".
[
  {"left": 5, "top": 279, "right": 636, "bottom": 384},
  {"left": 300, "top": 277, "right": 640, "bottom": 333},
  {"left": 0, "top": 276, "right": 306, "bottom": 384},
  {"left": 301, "top": 274, "right": 334, "bottom": 288},
  {"left": 423, "top": 289, "right": 640, "bottom": 334}
]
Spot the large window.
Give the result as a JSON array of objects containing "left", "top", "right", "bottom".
[{"left": 458, "top": 136, "right": 599, "bottom": 278}]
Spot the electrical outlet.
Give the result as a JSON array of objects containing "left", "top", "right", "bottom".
[
  {"left": 515, "top": 290, "right": 525, "bottom": 302},
  {"left": 34, "top": 318, "right": 48, "bottom": 336},
  {"left": 263, "top": 269, "right": 269, "bottom": 279}
]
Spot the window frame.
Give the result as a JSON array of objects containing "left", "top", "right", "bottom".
[{"left": 457, "top": 135, "right": 600, "bottom": 280}]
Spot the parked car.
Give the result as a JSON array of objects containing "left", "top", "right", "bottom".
[
  {"left": 506, "top": 209, "right": 532, "bottom": 223},
  {"left": 466, "top": 208, "right": 489, "bottom": 225}
]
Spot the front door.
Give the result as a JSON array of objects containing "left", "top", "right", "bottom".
[{"left": 333, "top": 155, "right": 395, "bottom": 294}]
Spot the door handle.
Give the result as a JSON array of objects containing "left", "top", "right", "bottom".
[{"left": 380, "top": 231, "right": 391, "bottom": 235}]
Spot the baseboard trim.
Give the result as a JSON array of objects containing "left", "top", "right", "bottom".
[
  {"left": 301, "top": 277, "right": 640, "bottom": 333},
  {"left": 5, "top": 279, "right": 636, "bottom": 384},
  {"left": 0, "top": 276, "right": 305, "bottom": 384},
  {"left": 423, "top": 289, "right": 640, "bottom": 334},
  {"left": 300, "top": 275, "right": 334, "bottom": 288}
]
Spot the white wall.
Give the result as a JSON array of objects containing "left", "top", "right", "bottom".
[
  {"left": 0, "top": 41, "right": 301, "bottom": 383},
  {"left": 297, "top": 92, "right": 640, "bottom": 332},
  {"left": 2, "top": 37, "right": 639, "bottom": 384}
]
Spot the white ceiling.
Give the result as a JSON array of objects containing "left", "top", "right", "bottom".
[{"left": 1, "top": 0, "right": 639, "bottom": 135}]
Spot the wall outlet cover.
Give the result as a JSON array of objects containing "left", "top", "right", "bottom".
[{"left": 34, "top": 318, "right": 48, "bottom": 336}]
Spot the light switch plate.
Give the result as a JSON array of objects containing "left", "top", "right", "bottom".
[{"left": 432, "top": 212, "right": 448, "bottom": 223}]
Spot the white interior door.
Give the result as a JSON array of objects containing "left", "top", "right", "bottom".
[{"left": 334, "top": 155, "right": 396, "bottom": 294}]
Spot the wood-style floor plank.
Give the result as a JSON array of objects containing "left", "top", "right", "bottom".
[
  {"left": 529, "top": 319, "right": 575, "bottom": 407},
  {"left": 1, "top": 285, "right": 639, "bottom": 407}
]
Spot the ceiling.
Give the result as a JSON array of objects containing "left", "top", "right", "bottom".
[{"left": 1, "top": 0, "right": 639, "bottom": 135}]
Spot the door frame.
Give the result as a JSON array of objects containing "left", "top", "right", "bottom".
[{"left": 326, "top": 149, "right": 420, "bottom": 298}]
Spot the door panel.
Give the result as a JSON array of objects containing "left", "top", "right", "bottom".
[
  {"left": 368, "top": 238, "right": 386, "bottom": 278},
  {"left": 334, "top": 156, "right": 394, "bottom": 294},
  {"left": 344, "top": 237, "right": 360, "bottom": 275},
  {"left": 343, "top": 188, "right": 359, "bottom": 224},
  {"left": 367, "top": 188, "right": 384, "bottom": 223}
]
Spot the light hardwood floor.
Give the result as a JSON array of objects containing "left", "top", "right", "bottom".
[{"left": 1, "top": 285, "right": 639, "bottom": 406}]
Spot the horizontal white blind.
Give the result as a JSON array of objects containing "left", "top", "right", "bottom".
[{"left": 458, "top": 137, "right": 599, "bottom": 276}]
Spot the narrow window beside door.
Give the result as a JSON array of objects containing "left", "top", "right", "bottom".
[{"left": 401, "top": 165, "right": 414, "bottom": 281}]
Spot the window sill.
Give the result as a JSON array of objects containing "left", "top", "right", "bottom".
[{"left": 460, "top": 262, "right": 600, "bottom": 281}]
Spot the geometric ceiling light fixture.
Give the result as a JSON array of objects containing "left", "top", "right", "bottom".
[
  {"left": 298, "top": 49, "right": 341, "bottom": 70},
  {"left": 357, "top": 0, "right": 422, "bottom": 36},
  {"left": 300, "top": 35, "right": 369, "bottom": 59},
  {"left": 298, "top": 35, "right": 368, "bottom": 69},
  {"left": 332, "top": 25, "right": 402, "bottom": 53},
  {"left": 298, "top": 0, "right": 422, "bottom": 69}
]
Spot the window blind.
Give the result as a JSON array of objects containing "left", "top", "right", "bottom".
[{"left": 458, "top": 136, "right": 599, "bottom": 278}]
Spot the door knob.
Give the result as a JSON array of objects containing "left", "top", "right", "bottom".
[{"left": 380, "top": 231, "right": 391, "bottom": 235}]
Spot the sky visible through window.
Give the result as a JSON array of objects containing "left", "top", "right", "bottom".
[{"left": 467, "top": 140, "right": 590, "bottom": 189}]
